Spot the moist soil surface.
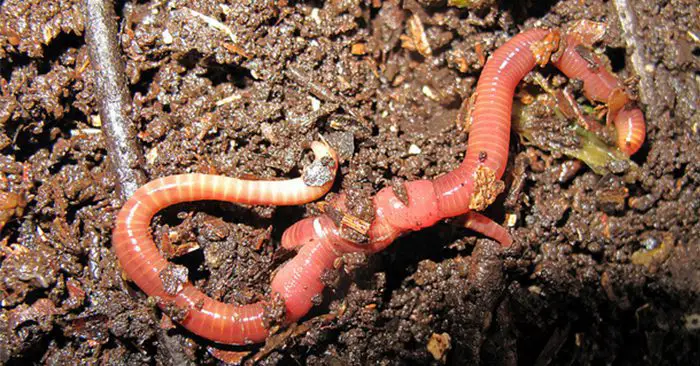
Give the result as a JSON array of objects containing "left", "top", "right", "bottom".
[{"left": 1, "top": 0, "right": 699, "bottom": 365}]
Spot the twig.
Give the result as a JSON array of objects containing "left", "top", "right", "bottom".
[
  {"left": 184, "top": 7, "right": 238, "bottom": 44},
  {"left": 612, "top": 0, "right": 655, "bottom": 105},
  {"left": 285, "top": 65, "right": 343, "bottom": 104},
  {"left": 84, "top": 0, "right": 146, "bottom": 200}
]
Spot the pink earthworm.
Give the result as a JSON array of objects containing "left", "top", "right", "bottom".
[
  {"left": 553, "top": 34, "right": 646, "bottom": 155},
  {"left": 112, "top": 141, "right": 338, "bottom": 344},
  {"left": 113, "top": 27, "right": 648, "bottom": 346},
  {"left": 459, "top": 211, "right": 513, "bottom": 247},
  {"left": 274, "top": 27, "right": 647, "bottom": 326},
  {"left": 274, "top": 29, "right": 553, "bottom": 322}
]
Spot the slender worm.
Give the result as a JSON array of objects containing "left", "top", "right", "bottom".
[
  {"left": 112, "top": 142, "right": 338, "bottom": 344},
  {"left": 274, "top": 27, "right": 646, "bottom": 329},
  {"left": 553, "top": 35, "right": 646, "bottom": 155},
  {"left": 114, "top": 27, "right": 647, "bottom": 345}
]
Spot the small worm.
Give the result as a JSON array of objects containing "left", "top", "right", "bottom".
[
  {"left": 112, "top": 141, "right": 338, "bottom": 344},
  {"left": 274, "top": 27, "right": 647, "bottom": 329},
  {"left": 459, "top": 211, "right": 513, "bottom": 247},
  {"left": 274, "top": 29, "right": 555, "bottom": 326},
  {"left": 553, "top": 34, "right": 646, "bottom": 155},
  {"left": 114, "top": 27, "right": 648, "bottom": 346}
]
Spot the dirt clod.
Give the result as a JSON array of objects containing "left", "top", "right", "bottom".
[
  {"left": 427, "top": 332, "right": 452, "bottom": 363},
  {"left": 302, "top": 157, "right": 335, "bottom": 187},
  {"left": 469, "top": 165, "right": 505, "bottom": 211},
  {"left": 159, "top": 263, "right": 189, "bottom": 296}
]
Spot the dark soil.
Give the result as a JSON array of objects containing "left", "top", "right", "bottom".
[{"left": 1, "top": 0, "right": 698, "bottom": 365}]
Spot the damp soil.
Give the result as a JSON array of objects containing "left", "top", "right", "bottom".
[{"left": 1, "top": 0, "right": 699, "bottom": 365}]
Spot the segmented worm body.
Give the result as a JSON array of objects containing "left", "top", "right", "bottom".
[
  {"left": 114, "top": 27, "right": 646, "bottom": 345},
  {"left": 274, "top": 29, "right": 552, "bottom": 321},
  {"left": 275, "top": 27, "right": 646, "bottom": 327},
  {"left": 553, "top": 35, "right": 646, "bottom": 155},
  {"left": 112, "top": 142, "right": 337, "bottom": 344}
]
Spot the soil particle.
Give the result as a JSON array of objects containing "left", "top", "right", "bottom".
[
  {"left": 0, "top": 244, "right": 59, "bottom": 307},
  {"left": 160, "top": 299, "right": 191, "bottom": 325},
  {"left": 0, "top": 0, "right": 84, "bottom": 58},
  {"left": 426, "top": 331, "right": 452, "bottom": 363},
  {"left": 262, "top": 293, "right": 286, "bottom": 329},
  {"left": 344, "top": 187, "right": 375, "bottom": 222},
  {"left": 337, "top": 251, "right": 369, "bottom": 277},
  {"left": 325, "top": 131, "right": 355, "bottom": 162},
  {"left": 469, "top": 165, "right": 505, "bottom": 211},
  {"left": 0, "top": 190, "right": 25, "bottom": 231},
  {"left": 302, "top": 155, "right": 335, "bottom": 187},
  {"left": 108, "top": 296, "right": 158, "bottom": 346},
  {"left": 594, "top": 174, "right": 629, "bottom": 213},
  {"left": 391, "top": 176, "right": 410, "bottom": 206},
  {"left": 159, "top": 263, "right": 189, "bottom": 296}
]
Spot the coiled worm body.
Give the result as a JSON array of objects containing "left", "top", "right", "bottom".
[
  {"left": 113, "top": 142, "right": 337, "bottom": 344},
  {"left": 113, "top": 27, "right": 646, "bottom": 345}
]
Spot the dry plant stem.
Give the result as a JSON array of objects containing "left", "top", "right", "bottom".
[
  {"left": 612, "top": 0, "right": 655, "bottom": 105},
  {"left": 85, "top": 0, "right": 146, "bottom": 200}
]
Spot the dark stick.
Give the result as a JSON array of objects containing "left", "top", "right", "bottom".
[
  {"left": 85, "top": 0, "right": 146, "bottom": 200},
  {"left": 612, "top": 0, "right": 655, "bottom": 106}
]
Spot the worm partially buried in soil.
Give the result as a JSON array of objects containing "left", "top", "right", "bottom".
[
  {"left": 112, "top": 27, "right": 646, "bottom": 345},
  {"left": 112, "top": 141, "right": 338, "bottom": 344},
  {"left": 272, "top": 27, "right": 645, "bottom": 336},
  {"left": 553, "top": 34, "right": 646, "bottom": 155}
]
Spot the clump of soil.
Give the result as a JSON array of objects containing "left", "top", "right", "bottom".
[{"left": 1, "top": 0, "right": 698, "bottom": 364}]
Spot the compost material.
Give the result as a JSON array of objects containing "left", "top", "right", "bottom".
[{"left": 0, "top": 0, "right": 698, "bottom": 364}]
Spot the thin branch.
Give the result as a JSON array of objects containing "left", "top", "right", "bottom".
[
  {"left": 612, "top": 0, "right": 655, "bottom": 106},
  {"left": 84, "top": 0, "right": 146, "bottom": 200}
]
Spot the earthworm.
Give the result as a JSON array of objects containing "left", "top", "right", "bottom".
[
  {"left": 459, "top": 211, "right": 513, "bottom": 247},
  {"left": 432, "top": 29, "right": 553, "bottom": 217},
  {"left": 271, "top": 29, "right": 553, "bottom": 326},
  {"left": 114, "top": 27, "right": 648, "bottom": 345},
  {"left": 553, "top": 35, "right": 646, "bottom": 155},
  {"left": 112, "top": 141, "right": 338, "bottom": 344},
  {"left": 273, "top": 27, "right": 647, "bottom": 326}
]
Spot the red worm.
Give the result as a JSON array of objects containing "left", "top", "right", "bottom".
[
  {"left": 114, "top": 28, "right": 648, "bottom": 345},
  {"left": 112, "top": 142, "right": 338, "bottom": 345},
  {"left": 274, "top": 27, "right": 647, "bottom": 326},
  {"left": 433, "top": 29, "right": 553, "bottom": 217},
  {"left": 553, "top": 35, "right": 646, "bottom": 155},
  {"left": 460, "top": 211, "right": 513, "bottom": 247},
  {"left": 274, "top": 30, "right": 552, "bottom": 321}
]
